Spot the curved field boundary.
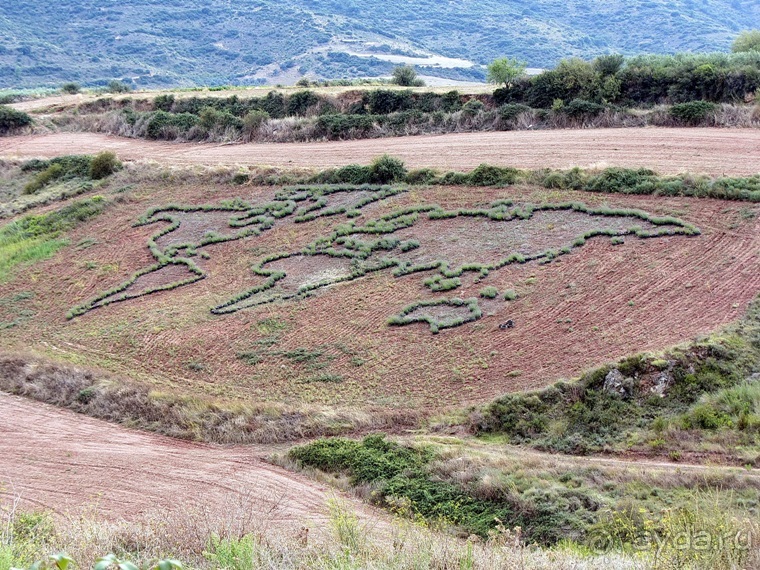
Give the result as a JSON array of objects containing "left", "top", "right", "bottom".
[
  {"left": 1, "top": 129, "right": 760, "bottom": 175},
  {"left": 0, "top": 391, "right": 387, "bottom": 532}
]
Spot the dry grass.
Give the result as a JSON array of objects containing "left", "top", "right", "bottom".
[
  {"left": 1, "top": 493, "right": 647, "bottom": 570},
  {"left": 0, "top": 353, "right": 423, "bottom": 444},
  {"left": 34, "top": 103, "right": 760, "bottom": 145}
]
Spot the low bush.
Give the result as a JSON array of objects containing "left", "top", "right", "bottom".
[
  {"left": 368, "top": 155, "right": 407, "bottom": 184},
  {"left": 88, "top": 151, "right": 121, "bottom": 180},
  {"left": 670, "top": 100, "right": 718, "bottom": 125},
  {"left": 0, "top": 106, "right": 32, "bottom": 134},
  {"left": 61, "top": 82, "right": 80, "bottom": 94}
]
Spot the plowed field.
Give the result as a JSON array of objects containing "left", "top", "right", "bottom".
[{"left": 2, "top": 128, "right": 760, "bottom": 175}]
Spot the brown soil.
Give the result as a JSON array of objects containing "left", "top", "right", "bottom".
[
  {"left": 1, "top": 129, "right": 759, "bottom": 175},
  {"left": 0, "top": 180, "right": 757, "bottom": 411},
  {"left": 0, "top": 391, "right": 385, "bottom": 530}
]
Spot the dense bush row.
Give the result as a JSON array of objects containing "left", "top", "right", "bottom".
[{"left": 496, "top": 52, "right": 760, "bottom": 107}]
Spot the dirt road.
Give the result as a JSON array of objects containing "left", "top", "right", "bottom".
[
  {"left": 0, "top": 392, "right": 382, "bottom": 533},
  {"left": 1, "top": 129, "right": 759, "bottom": 175}
]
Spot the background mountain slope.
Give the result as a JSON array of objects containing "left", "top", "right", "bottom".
[{"left": 1, "top": 0, "right": 759, "bottom": 88}]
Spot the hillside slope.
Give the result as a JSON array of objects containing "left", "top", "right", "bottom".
[{"left": 1, "top": 0, "right": 759, "bottom": 88}]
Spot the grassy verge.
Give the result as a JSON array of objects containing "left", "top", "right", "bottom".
[
  {"left": 469, "top": 296, "right": 760, "bottom": 464},
  {"left": 0, "top": 196, "right": 107, "bottom": 281},
  {"left": 0, "top": 499, "right": 653, "bottom": 570}
]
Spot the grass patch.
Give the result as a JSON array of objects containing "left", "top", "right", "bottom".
[{"left": 0, "top": 196, "right": 107, "bottom": 281}]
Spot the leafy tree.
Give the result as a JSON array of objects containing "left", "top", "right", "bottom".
[
  {"left": 61, "top": 82, "right": 81, "bottom": 94},
  {"left": 732, "top": 30, "right": 760, "bottom": 52},
  {"left": 392, "top": 65, "right": 424, "bottom": 87},
  {"left": 106, "top": 80, "right": 131, "bottom": 93},
  {"left": 487, "top": 57, "right": 526, "bottom": 88}
]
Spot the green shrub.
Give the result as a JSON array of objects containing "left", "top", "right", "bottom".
[
  {"left": 23, "top": 163, "right": 64, "bottom": 194},
  {"left": 467, "top": 164, "right": 518, "bottom": 186},
  {"left": 0, "top": 105, "right": 32, "bottom": 134},
  {"left": 242, "top": 109, "right": 269, "bottom": 135},
  {"left": 153, "top": 94, "right": 175, "bottom": 112},
  {"left": 392, "top": 65, "right": 424, "bottom": 87},
  {"left": 479, "top": 286, "right": 499, "bottom": 299},
  {"left": 316, "top": 114, "right": 377, "bottom": 139},
  {"left": 461, "top": 99, "right": 485, "bottom": 117},
  {"left": 331, "top": 164, "right": 372, "bottom": 184},
  {"left": 145, "top": 111, "right": 199, "bottom": 139},
  {"left": 200, "top": 107, "right": 243, "bottom": 131},
  {"left": 368, "top": 155, "right": 407, "bottom": 184},
  {"left": 563, "top": 98, "right": 606, "bottom": 118},
  {"left": 105, "top": 79, "right": 131, "bottom": 93},
  {"left": 365, "top": 90, "right": 413, "bottom": 115},
  {"left": 499, "top": 103, "right": 531, "bottom": 122},
  {"left": 405, "top": 168, "right": 438, "bottom": 185},
  {"left": 669, "top": 100, "right": 717, "bottom": 125},
  {"left": 61, "top": 82, "right": 80, "bottom": 94},
  {"left": 286, "top": 90, "right": 319, "bottom": 116},
  {"left": 89, "top": 151, "right": 121, "bottom": 180}
]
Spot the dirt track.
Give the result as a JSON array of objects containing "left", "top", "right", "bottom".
[
  {"left": 0, "top": 392, "right": 383, "bottom": 532},
  {"left": 1, "top": 129, "right": 759, "bottom": 175}
]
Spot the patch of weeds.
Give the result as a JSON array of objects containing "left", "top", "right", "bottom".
[
  {"left": 479, "top": 286, "right": 499, "bottom": 299},
  {"left": 423, "top": 274, "right": 461, "bottom": 292},
  {"left": 472, "top": 295, "right": 760, "bottom": 458},
  {"left": 255, "top": 317, "right": 290, "bottom": 335},
  {"left": 1, "top": 196, "right": 107, "bottom": 282},
  {"left": 350, "top": 356, "right": 366, "bottom": 367},
  {"left": 75, "top": 237, "right": 98, "bottom": 250},
  {"left": 187, "top": 360, "right": 206, "bottom": 372},
  {"left": 279, "top": 347, "right": 325, "bottom": 363},
  {"left": 237, "top": 350, "right": 265, "bottom": 365},
  {"left": 503, "top": 289, "right": 518, "bottom": 301},
  {"left": 298, "top": 373, "right": 344, "bottom": 384}
]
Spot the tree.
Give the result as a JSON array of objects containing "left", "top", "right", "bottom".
[
  {"left": 732, "top": 30, "right": 760, "bottom": 52},
  {"left": 487, "top": 57, "right": 526, "bottom": 88},
  {"left": 392, "top": 65, "right": 424, "bottom": 87},
  {"left": 61, "top": 82, "right": 81, "bottom": 94}
]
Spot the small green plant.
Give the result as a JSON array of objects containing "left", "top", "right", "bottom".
[
  {"left": 503, "top": 289, "right": 518, "bottom": 301},
  {"left": 89, "top": 151, "right": 121, "bottom": 180},
  {"left": 479, "top": 286, "right": 499, "bottom": 299}
]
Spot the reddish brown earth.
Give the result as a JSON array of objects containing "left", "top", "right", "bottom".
[
  {"left": 1, "top": 129, "right": 759, "bottom": 175},
  {"left": 0, "top": 180, "right": 757, "bottom": 411},
  {"left": 0, "top": 392, "right": 385, "bottom": 531}
]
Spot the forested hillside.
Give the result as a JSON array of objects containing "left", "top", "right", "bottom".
[{"left": 1, "top": 0, "right": 759, "bottom": 88}]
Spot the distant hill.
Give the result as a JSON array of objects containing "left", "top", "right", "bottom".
[{"left": 1, "top": 0, "right": 759, "bottom": 89}]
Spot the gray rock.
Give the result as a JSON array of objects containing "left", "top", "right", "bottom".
[
  {"left": 650, "top": 371, "right": 674, "bottom": 397},
  {"left": 603, "top": 369, "right": 628, "bottom": 397}
]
